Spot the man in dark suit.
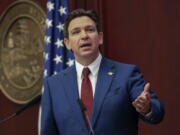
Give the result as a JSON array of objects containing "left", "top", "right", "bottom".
[{"left": 40, "top": 9, "right": 165, "bottom": 135}]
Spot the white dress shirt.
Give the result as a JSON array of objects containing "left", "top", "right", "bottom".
[{"left": 75, "top": 53, "right": 102, "bottom": 98}]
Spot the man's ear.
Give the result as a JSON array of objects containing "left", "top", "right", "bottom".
[
  {"left": 64, "top": 38, "right": 71, "bottom": 50},
  {"left": 98, "top": 32, "right": 103, "bottom": 45}
]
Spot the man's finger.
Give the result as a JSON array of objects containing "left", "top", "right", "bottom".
[
  {"left": 138, "top": 97, "right": 147, "bottom": 103},
  {"left": 132, "top": 101, "right": 144, "bottom": 112},
  {"left": 133, "top": 99, "right": 144, "bottom": 108}
]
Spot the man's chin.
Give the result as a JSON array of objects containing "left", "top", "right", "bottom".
[
  {"left": 83, "top": 52, "right": 99, "bottom": 60},
  {"left": 80, "top": 51, "right": 94, "bottom": 57}
]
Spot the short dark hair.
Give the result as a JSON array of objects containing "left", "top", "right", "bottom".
[{"left": 63, "top": 9, "right": 101, "bottom": 38}]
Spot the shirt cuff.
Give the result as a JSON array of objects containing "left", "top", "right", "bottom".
[{"left": 144, "top": 108, "right": 153, "bottom": 119}]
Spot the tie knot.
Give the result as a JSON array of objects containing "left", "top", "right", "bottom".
[{"left": 83, "top": 67, "right": 90, "bottom": 77}]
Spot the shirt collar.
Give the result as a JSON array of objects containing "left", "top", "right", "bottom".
[{"left": 75, "top": 53, "right": 102, "bottom": 78}]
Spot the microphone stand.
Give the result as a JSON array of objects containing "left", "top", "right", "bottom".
[{"left": 77, "top": 99, "right": 94, "bottom": 135}]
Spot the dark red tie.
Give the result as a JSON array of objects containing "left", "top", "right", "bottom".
[{"left": 81, "top": 67, "right": 93, "bottom": 119}]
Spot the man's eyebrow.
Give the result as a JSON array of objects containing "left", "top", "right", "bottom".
[
  {"left": 85, "top": 25, "right": 95, "bottom": 28},
  {"left": 70, "top": 24, "right": 95, "bottom": 32}
]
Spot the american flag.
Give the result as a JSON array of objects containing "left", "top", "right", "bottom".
[
  {"left": 43, "top": 0, "right": 74, "bottom": 79},
  {"left": 39, "top": 0, "right": 74, "bottom": 134}
]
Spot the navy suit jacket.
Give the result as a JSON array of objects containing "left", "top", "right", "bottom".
[{"left": 40, "top": 57, "right": 164, "bottom": 135}]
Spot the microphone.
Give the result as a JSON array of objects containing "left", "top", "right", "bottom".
[
  {"left": 77, "top": 99, "right": 94, "bottom": 135},
  {"left": 0, "top": 95, "right": 41, "bottom": 124}
]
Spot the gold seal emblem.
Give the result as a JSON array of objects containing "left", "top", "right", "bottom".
[{"left": 0, "top": 0, "right": 46, "bottom": 104}]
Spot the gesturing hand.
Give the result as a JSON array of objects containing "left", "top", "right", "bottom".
[{"left": 132, "top": 83, "right": 151, "bottom": 115}]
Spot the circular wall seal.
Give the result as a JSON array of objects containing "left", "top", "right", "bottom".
[{"left": 0, "top": 0, "right": 46, "bottom": 104}]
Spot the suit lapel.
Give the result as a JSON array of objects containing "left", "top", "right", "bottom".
[
  {"left": 91, "top": 58, "right": 115, "bottom": 127},
  {"left": 61, "top": 66, "right": 87, "bottom": 130}
]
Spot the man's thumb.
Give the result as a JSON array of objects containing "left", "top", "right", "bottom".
[{"left": 144, "top": 82, "right": 150, "bottom": 93}]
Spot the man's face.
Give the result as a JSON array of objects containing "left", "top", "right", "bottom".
[{"left": 64, "top": 16, "right": 103, "bottom": 63}]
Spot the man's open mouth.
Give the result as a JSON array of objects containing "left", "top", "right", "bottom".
[{"left": 80, "top": 43, "right": 91, "bottom": 48}]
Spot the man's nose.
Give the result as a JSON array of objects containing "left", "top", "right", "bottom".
[{"left": 80, "top": 30, "right": 88, "bottom": 40}]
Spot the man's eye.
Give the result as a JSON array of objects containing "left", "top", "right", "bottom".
[
  {"left": 72, "top": 31, "right": 79, "bottom": 35},
  {"left": 87, "top": 28, "right": 95, "bottom": 32}
]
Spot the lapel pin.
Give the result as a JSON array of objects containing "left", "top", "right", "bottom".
[{"left": 108, "top": 72, "right": 114, "bottom": 76}]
